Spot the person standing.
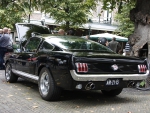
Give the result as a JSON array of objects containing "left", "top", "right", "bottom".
[
  {"left": 8, "top": 28, "right": 13, "bottom": 46},
  {"left": 58, "top": 29, "right": 65, "bottom": 35},
  {"left": 0, "top": 28, "right": 11, "bottom": 70},
  {"left": 3, "top": 27, "right": 8, "bottom": 34},
  {"left": 124, "top": 41, "right": 131, "bottom": 56},
  {"left": 0, "top": 29, "right": 3, "bottom": 37},
  {"left": 85, "top": 35, "right": 89, "bottom": 39},
  {"left": 98, "top": 38, "right": 109, "bottom": 48},
  {"left": 3, "top": 27, "right": 12, "bottom": 47},
  {"left": 67, "top": 29, "right": 74, "bottom": 35},
  {"left": 109, "top": 37, "right": 121, "bottom": 53}
]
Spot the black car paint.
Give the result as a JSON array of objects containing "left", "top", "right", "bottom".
[
  {"left": 38, "top": 51, "right": 74, "bottom": 89},
  {"left": 5, "top": 44, "right": 148, "bottom": 90},
  {"left": 4, "top": 23, "right": 149, "bottom": 91}
]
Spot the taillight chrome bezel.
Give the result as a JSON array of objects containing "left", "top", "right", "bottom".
[
  {"left": 138, "top": 64, "right": 147, "bottom": 73},
  {"left": 75, "top": 63, "right": 88, "bottom": 73}
]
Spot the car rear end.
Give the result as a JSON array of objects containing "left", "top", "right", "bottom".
[
  {"left": 48, "top": 36, "right": 149, "bottom": 91},
  {"left": 70, "top": 54, "right": 149, "bottom": 90}
]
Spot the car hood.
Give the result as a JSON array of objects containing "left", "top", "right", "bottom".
[{"left": 15, "top": 23, "right": 50, "bottom": 42}]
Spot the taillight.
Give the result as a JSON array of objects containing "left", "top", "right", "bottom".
[
  {"left": 138, "top": 65, "right": 147, "bottom": 73},
  {"left": 75, "top": 63, "right": 88, "bottom": 73}
]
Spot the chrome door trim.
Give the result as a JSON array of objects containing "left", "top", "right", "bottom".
[{"left": 12, "top": 69, "right": 39, "bottom": 81}]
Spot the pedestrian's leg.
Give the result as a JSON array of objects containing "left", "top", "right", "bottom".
[
  {"left": 0, "top": 50, "right": 3, "bottom": 69},
  {"left": 0, "top": 49, "right": 5, "bottom": 70},
  {"left": 2, "top": 52, "right": 5, "bottom": 69}
]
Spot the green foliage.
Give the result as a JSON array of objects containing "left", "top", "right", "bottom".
[
  {"left": 0, "top": 0, "right": 137, "bottom": 34},
  {"left": 140, "top": 80, "right": 146, "bottom": 87},
  {"left": 98, "top": 0, "right": 136, "bottom": 37},
  {"left": 114, "top": 1, "right": 136, "bottom": 37},
  {"left": 100, "top": 0, "right": 136, "bottom": 10},
  {"left": 0, "top": 0, "right": 27, "bottom": 29},
  {"left": 33, "top": 0, "right": 98, "bottom": 31}
]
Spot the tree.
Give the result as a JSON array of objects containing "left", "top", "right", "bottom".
[
  {"left": 0, "top": 0, "right": 38, "bottom": 29},
  {"left": 0, "top": 0, "right": 26, "bottom": 29},
  {"left": 129, "top": 0, "right": 150, "bottom": 57},
  {"left": 101, "top": 0, "right": 150, "bottom": 57},
  {"left": 33, "top": 0, "right": 98, "bottom": 31},
  {"left": 114, "top": 1, "right": 135, "bottom": 38}
]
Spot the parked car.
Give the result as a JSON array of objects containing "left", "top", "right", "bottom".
[{"left": 4, "top": 23, "right": 149, "bottom": 101}]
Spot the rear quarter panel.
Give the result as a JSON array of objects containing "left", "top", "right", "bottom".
[{"left": 38, "top": 51, "right": 74, "bottom": 90}]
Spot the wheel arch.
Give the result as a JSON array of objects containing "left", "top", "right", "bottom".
[
  {"left": 38, "top": 65, "right": 62, "bottom": 101},
  {"left": 38, "top": 64, "right": 54, "bottom": 80},
  {"left": 5, "top": 60, "right": 12, "bottom": 68},
  {"left": 5, "top": 60, "right": 9, "bottom": 66}
]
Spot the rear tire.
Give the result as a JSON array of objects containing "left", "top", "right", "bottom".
[
  {"left": 5, "top": 63, "right": 18, "bottom": 83},
  {"left": 101, "top": 88, "right": 123, "bottom": 96},
  {"left": 38, "top": 67, "right": 62, "bottom": 101}
]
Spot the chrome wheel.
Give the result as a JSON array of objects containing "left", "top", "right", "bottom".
[
  {"left": 39, "top": 67, "right": 62, "bottom": 101},
  {"left": 5, "top": 63, "right": 18, "bottom": 83},
  {"left": 40, "top": 71, "right": 50, "bottom": 96},
  {"left": 5, "top": 64, "right": 11, "bottom": 81}
]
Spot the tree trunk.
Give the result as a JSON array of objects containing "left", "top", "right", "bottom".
[{"left": 129, "top": 0, "right": 150, "bottom": 57}]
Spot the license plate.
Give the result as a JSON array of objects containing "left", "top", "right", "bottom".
[{"left": 105, "top": 78, "right": 120, "bottom": 86}]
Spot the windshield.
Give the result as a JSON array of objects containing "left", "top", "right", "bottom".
[{"left": 47, "top": 37, "right": 114, "bottom": 53}]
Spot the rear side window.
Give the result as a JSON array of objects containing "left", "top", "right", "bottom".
[
  {"left": 40, "top": 41, "right": 53, "bottom": 50},
  {"left": 25, "top": 37, "right": 41, "bottom": 52}
]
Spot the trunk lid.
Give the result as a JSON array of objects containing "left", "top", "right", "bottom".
[{"left": 72, "top": 51, "right": 148, "bottom": 74}]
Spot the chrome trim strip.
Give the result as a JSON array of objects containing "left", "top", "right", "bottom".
[
  {"left": 12, "top": 69, "right": 39, "bottom": 81},
  {"left": 70, "top": 70, "right": 149, "bottom": 81}
]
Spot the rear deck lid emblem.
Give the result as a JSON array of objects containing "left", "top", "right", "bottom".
[{"left": 111, "top": 64, "right": 118, "bottom": 71}]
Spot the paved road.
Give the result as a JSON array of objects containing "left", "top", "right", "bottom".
[{"left": 0, "top": 70, "right": 150, "bottom": 113}]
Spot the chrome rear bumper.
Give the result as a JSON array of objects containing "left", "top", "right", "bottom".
[{"left": 70, "top": 70, "right": 149, "bottom": 81}]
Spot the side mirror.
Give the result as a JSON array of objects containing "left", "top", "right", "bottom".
[
  {"left": 12, "top": 43, "right": 20, "bottom": 53},
  {"left": 15, "top": 36, "right": 19, "bottom": 42},
  {"left": 13, "top": 44, "right": 18, "bottom": 49},
  {"left": 7, "top": 45, "right": 13, "bottom": 52}
]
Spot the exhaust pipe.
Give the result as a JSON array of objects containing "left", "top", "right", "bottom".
[
  {"left": 85, "top": 82, "right": 95, "bottom": 90},
  {"left": 127, "top": 81, "right": 136, "bottom": 88}
]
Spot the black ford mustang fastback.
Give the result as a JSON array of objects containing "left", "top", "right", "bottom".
[{"left": 4, "top": 23, "right": 149, "bottom": 101}]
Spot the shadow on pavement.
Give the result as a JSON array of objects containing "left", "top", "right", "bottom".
[{"left": 13, "top": 78, "right": 140, "bottom": 106}]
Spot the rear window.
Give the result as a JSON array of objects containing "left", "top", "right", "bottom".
[{"left": 47, "top": 37, "right": 114, "bottom": 53}]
